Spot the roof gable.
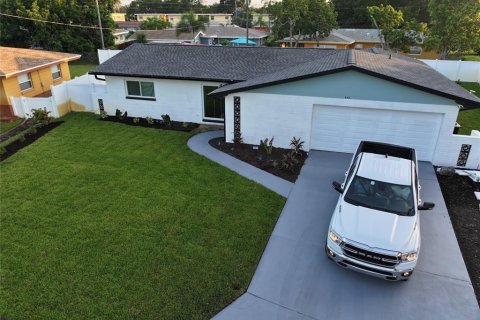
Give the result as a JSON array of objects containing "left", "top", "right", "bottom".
[{"left": 0, "top": 46, "right": 81, "bottom": 78}]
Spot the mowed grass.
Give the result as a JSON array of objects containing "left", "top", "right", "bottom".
[
  {"left": 457, "top": 82, "right": 480, "bottom": 135},
  {"left": 69, "top": 62, "right": 97, "bottom": 78},
  {"left": 0, "top": 113, "right": 285, "bottom": 319}
]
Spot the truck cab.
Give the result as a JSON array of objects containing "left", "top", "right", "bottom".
[{"left": 325, "top": 141, "right": 434, "bottom": 281}]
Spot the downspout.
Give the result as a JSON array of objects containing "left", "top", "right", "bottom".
[{"left": 94, "top": 74, "right": 106, "bottom": 81}]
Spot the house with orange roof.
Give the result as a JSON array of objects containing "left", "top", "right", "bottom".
[{"left": 0, "top": 47, "right": 81, "bottom": 119}]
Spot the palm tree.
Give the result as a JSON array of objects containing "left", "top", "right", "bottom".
[{"left": 176, "top": 11, "right": 209, "bottom": 39}]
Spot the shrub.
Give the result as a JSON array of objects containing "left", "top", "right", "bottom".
[
  {"left": 146, "top": 116, "right": 154, "bottom": 125},
  {"left": 30, "top": 108, "right": 52, "bottom": 125},
  {"left": 260, "top": 137, "right": 274, "bottom": 155},
  {"left": 281, "top": 151, "right": 299, "bottom": 171},
  {"left": 233, "top": 132, "right": 243, "bottom": 144},
  {"left": 133, "top": 117, "right": 140, "bottom": 124},
  {"left": 290, "top": 137, "right": 305, "bottom": 155},
  {"left": 123, "top": 111, "right": 128, "bottom": 119},
  {"left": 161, "top": 114, "right": 171, "bottom": 126},
  {"left": 115, "top": 109, "right": 122, "bottom": 119},
  {"left": 100, "top": 110, "right": 109, "bottom": 119},
  {"left": 182, "top": 122, "right": 189, "bottom": 128},
  {"left": 0, "top": 146, "right": 6, "bottom": 155},
  {"left": 18, "top": 134, "right": 26, "bottom": 143}
]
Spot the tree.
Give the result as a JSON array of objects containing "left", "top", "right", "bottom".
[
  {"left": 427, "top": 0, "right": 480, "bottom": 59},
  {"left": 140, "top": 17, "right": 172, "bottom": 30},
  {"left": 136, "top": 32, "right": 147, "bottom": 43},
  {"left": 232, "top": 9, "right": 253, "bottom": 28},
  {"left": 176, "top": 11, "right": 209, "bottom": 38},
  {"left": 367, "top": 5, "right": 404, "bottom": 49},
  {"left": 0, "top": 0, "right": 116, "bottom": 52},
  {"left": 333, "top": 0, "right": 430, "bottom": 28},
  {"left": 367, "top": 5, "right": 428, "bottom": 53},
  {"left": 269, "top": 0, "right": 337, "bottom": 47}
]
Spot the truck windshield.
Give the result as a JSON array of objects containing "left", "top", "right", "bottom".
[{"left": 344, "top": 175, "right": 415, "bottom": 216}]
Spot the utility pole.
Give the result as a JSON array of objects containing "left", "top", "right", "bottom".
[
  {"left": 95, "top": 0, "right": 105, "bottom": 49},
  {"left": 245, "top": 0, "right": 249, "bottom": 45}
]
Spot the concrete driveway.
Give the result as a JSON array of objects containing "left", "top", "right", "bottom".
[{"left": 214, "top": 151, "right": 480, "bottom": 320}]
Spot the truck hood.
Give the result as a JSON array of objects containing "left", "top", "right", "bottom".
[{"left": 332, "top": 201, "right": 418, "bottom": 253}]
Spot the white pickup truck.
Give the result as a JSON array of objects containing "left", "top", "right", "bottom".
[{"left": 325, "top": 141, "right": 435, "bottom": 281}]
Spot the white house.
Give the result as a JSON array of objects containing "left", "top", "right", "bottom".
[{"left": 90, "top": 44, "right": 480, "bottom": 169}]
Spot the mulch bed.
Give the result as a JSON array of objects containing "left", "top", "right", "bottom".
[
  {"left": 0, "top": 122, "right": 63, "bottom": 162},
  {"left": 209, "top": 137, "right": 308, "bottom": 182},
  {"left": 437, "top": 173, "right": 480, "bottom": 304},
  {"left": 0, "top": 119, "right": 33, "bottom": 143},
  {"left": 100, "top": 116, "right": 198, "bottom": 132}
]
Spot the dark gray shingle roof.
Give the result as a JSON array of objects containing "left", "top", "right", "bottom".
[{"left": 90, "top": 44, "right": 480, "bottom": 108}]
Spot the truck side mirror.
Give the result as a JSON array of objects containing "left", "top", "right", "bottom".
[
  {"left": 419, "top": 202, "right": 435, "bottom": 210},
  {"left": 332, "top": 181, "right": 344, "bottom": 194}
]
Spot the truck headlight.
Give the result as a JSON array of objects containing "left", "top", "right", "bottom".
[
  {"left": 328, "top": 230, "right": 343, "bottom": 245},
  {"left": 400, "top": 252, "right": 417, "bottom": 262}
]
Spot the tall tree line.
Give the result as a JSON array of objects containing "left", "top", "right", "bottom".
[{"left": 0, "top": 0, "right": 116, "bottom": 53}]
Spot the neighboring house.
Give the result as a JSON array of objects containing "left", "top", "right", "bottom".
[
  {"left": 111, "top": 13, "right": 126, "bottom": 22},
  {"left": 90, "top": 44, "right": 480, "bottom": 168},
  {"left": 113, "top": 29, "right": 132, "bottom": 45},
  {"left": 199, "top": 26, "right": 269, "bottom": 46},
  {"left": 131, "top": 30, "right": 198, "bottom": 44},
  {"left": 278, "top": 28, "right": 439, "bottom": 59},
  {"left": 116, "top": 21, "right": 141, "bottom": 32},
  {"left": 132, "top": 26, "right": 269, "bottom": 46},
  {"left": 0, "top": 46, "right": 81, "bottom": 118},
  {"left": 135, "top": 13, "right": 232, "bottom": 26}
]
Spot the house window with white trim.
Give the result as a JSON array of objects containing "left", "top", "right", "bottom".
[
  {"left": 51, "top": 64, "right": 62, "bottom": 80},
  {"left": 126, "top": 80, "right": 155, "bottom": 99},
  {"left": 18, "top": 73, "right": 33, "bottom": 91}
]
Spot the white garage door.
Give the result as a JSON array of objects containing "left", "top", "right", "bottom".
[{"left": 310, "top": 105, "right": 442, "bottom": 161}]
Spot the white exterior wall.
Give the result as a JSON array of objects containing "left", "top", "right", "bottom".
[
  {"left": 97, "top": 76, "right": 223, "bottom": 124},
  {"left": 225, "top": 93, "right": 480, "bottom": 169}
]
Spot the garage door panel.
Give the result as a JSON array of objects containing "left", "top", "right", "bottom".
[{"left": 310, "top": 106, "right": 442, "bottom": 161}]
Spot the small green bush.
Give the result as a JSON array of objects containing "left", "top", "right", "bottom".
[
  {"left": 260, "top": 137, "right": 274, "bottom": 155},
  {"left": 30, "top": 108, "right": 52, "bottom": 125},
  {"left": 18, "top": 134, "right": 26, "bottom": 142},
  {"left": 290, "top": 137, "right": 305, "bottom": 156},
  {"left": 0, "top": 146, "right": 6, "bottom": 155},
  {"left": 133, "top": 117, "right": 140, "bottom": 124},
  {"left": 281, "top": 152, "right": 298, "bottom": 171},
  {"left": 233, "top": 132, "right": 243, "bottom": 144},
  {"left": 146, "top": 116, "right": 154, "bottom": 125},
  {"left": 161, "top": 114, "right": 171, "bottom": 126},
  {"left": 100, "top": 110, "right": 109, "bottom": 119},
  {"left": 115, "top": 109, "right": 122, "bottom": 119}
]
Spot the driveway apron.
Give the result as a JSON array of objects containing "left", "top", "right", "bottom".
[{"left": 213, "top": 151, "right": 480, "bottom": 320}]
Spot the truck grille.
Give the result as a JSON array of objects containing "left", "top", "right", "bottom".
[{"left": 341, "top": 243, "right": 399, "bottom": 267}]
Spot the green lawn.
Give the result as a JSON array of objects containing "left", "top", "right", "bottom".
[
  {"left": 462, "top": 55, "right": 480, "bottom": 62},
  {"left": 457, "top": 82, "right": 480, "bottom": 135},
  {"left": 69, "top": 62, "right": 97, "bottom": 78},
  {"left": 0, "top": 113, "right": 285, "bottom": 319},
  {"left": 0, "top": 119, "right": 22, "bottom": 134}
]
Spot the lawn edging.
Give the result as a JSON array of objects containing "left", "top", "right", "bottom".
[{"left": 188, "top": 130, "right": 293, "bottom": 198}]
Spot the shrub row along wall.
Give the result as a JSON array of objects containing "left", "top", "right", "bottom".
[{"left": 11, "top": 75, "right": 106, "bottom": 118}]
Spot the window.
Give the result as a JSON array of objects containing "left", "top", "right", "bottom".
[
  {"left": 18, "top": 73, "right": 33, "bottom": 91},
  {"left": 211, "top": 16, "right": 215, "bottom": 20},
  {"left": 354, "top": 43, "right": 363, "bottom": 49},
  {"left": 203, "top": 86, "right": 225, "bottom": 121},
  {"left": 51, "top": 64, "right": 62, "bottom": 79},
  {"left": 126, "top": 80, "right": 155, "bottom": 99}
]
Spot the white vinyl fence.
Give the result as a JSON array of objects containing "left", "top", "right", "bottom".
[
  {"left": 420, "top": 59, "right": 480, "bottom": 83},
  {"left": 11, "top": 75, "right": 106, "bottom": 118}
]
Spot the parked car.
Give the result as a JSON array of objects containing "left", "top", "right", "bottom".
[{"left": 325, "top": 141, "right": 435, "bottom": 281}]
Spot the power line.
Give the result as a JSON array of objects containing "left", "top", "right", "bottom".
[{"left": 0, "top": 12, "right": 112, "bottom": 30}]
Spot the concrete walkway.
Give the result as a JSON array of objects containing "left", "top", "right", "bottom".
[
  {"left": 211, "top": 151, "right": 480, "bottom": 320},
  {"left": 187, "top": 130, "right": 293, "bottom": 197}
]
